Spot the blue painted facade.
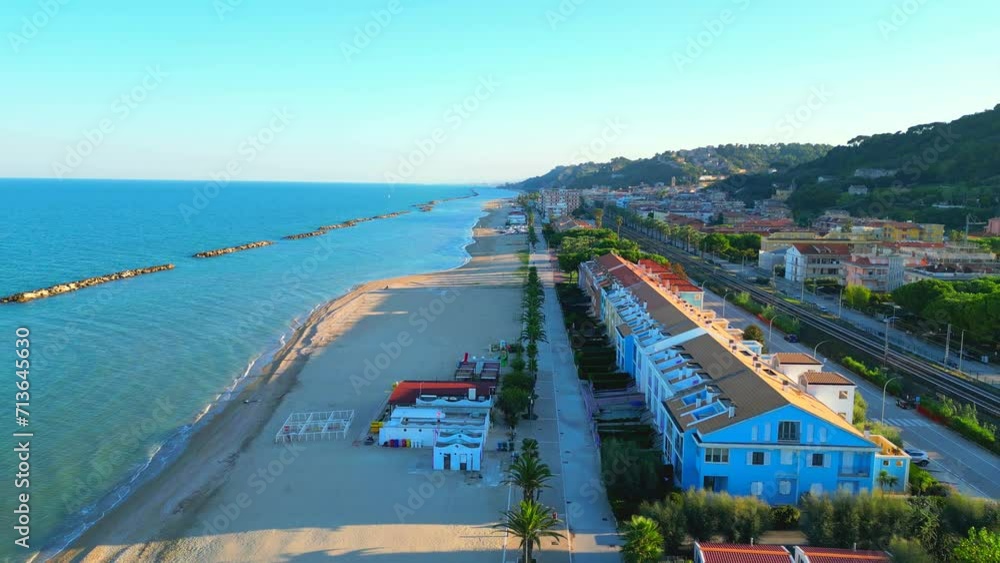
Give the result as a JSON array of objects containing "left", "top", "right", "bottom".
[{"left": 579, "top": 256, "right": 911, "bottom": 504}]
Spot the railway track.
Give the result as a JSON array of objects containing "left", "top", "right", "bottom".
[{"left": 620, "top": 224, "right": 1000, "bottom": 419}]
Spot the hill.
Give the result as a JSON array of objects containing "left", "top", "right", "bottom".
[
  {"left": 713, "top": 104, "right": 1000, "bottom": 228},
  {"left": 506, "top": 143, "right": 832, "bottom": 191}
]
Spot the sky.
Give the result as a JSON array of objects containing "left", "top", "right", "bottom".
[{"left": 1, "top": 0, "right": 998, "bottom": 184}]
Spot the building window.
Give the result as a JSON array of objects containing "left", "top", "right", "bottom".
[
  {"left": 839, "top": 390, "right": 849, "bottom": 399},
  {"left": 705, "top": 448, "right": 729, "bottom": 464},
  {"left": 779, "top": 480, "right": 792, "bottom": 495},
  {"left": 751, "top": 481, "right": 763, "bottom": 496},
  {"left": 751, "top": 451, "right": 766, "bottom": 465},
  {"left": 811, "top": 453, "right": 825, "bottom": 467},
  {"left": 778, "top": 421, "right": 800, "bottom": 442},
  {"left": 896, "top": 460, "right": 904, "bottom": 467},
  {"left": 883, "top": 460, "right": 890, "bottom": 466}
]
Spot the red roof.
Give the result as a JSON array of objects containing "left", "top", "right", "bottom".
[
  {"left": 796, "top": 546, "right": 891, "bottom": 563},
  {"left": 389, "top": 381, "right": 493, "bottom": 405},
  {"left": 792, "top": 243, "right": 851, "bottom": 255},
  {"left": 697, "top": 543, "right": 791, "bottom": 563}
]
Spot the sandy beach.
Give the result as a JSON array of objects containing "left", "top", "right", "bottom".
[{"left": 55, "top": 200, "right": 525, "bottom": 562}]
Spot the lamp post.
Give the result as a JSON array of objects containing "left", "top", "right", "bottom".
[
  {"left": 722, "top": 289, "right": 731, "bottom": 318},
  {"left": 768, "top": 316, "right": 775, "bottom": 343},
  {"left": 813, "top": 340, "right": 830, "bottom": 364},
  {"left": 838, "top": 287, "right": 844, "bottom": 319},
  {"left": 881, "top": 376, "right": 901, "bottom": 424},
  {"left": 958, "top": 330, "right": 966, "bottom": 373}
]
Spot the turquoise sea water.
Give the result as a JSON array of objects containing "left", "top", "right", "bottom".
[{"left": 0, "top": 179, "right": 513, "bottom": 559}]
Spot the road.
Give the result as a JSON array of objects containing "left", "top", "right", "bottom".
[{"left": 699, "top": 286, "right": 1000, "bottom": 499}]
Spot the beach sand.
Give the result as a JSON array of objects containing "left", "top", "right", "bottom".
[{"left": 55, "top": 200, "right": 525, "bottom": 563}]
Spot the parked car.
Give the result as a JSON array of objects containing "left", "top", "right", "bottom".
[
  {"left": 896, "top": 398, "right": 914, "bottom": 409},
  {"left": 784, "top": 334, "right": 799, "bottom": 343},
  {"left": 905, "top": 448, "right": 930, "bottom": 467},
  {"left": 818, "top": 305, "right": 829, "bottom": 313}
]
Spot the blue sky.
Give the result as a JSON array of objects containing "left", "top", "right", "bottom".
[{"left": 2, "top": 0, "right": 997, "bottom": 183}]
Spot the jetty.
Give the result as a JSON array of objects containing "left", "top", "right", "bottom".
[
  {"left": 1, "top": 264, "right": 175, "bottom": 304},
  {"left": 284, "top": 210, "right": 411, "bottom": 240},
  {"left": 193, "top": 240, "right": 273, "bottom": 258},
  {"left": 413, "top": 192, "right": 477, "bottom": 212}
]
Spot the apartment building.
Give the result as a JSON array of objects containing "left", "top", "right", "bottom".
[
  {"left": 539, "top": 188, "right": 581, "bottom": 218},
  {"left": 842, "top": 254, "right": 906, "bottom": 292},
  {"left": 578, "top": 254, "right": 909, "bottom": 503},
  {"left": 785, "top": 243, "right": 852, "bottom": 283}
]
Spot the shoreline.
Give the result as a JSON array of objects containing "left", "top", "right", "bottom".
[{"left": 49, "top": 199, "right": 511, "bottom": 562}]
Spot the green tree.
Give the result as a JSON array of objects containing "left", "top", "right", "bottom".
[
  {"left": 731, "top": 496, "right": 771, "bottom": 543},
  {"left": 621, "top": 515, "right": 664, "bottom": 563},
  {"left": 504, "top": 453, "right": 554, "bottom": 502},
  {"left": 594, "top": 208, "right": 604, "bottom": 229},
  {"left": 681, "top": 489, "right": 717, "bottom": 541},
  {"left": 878, "top": 470, "right": 900, "bottom": 493},
  {"left": 953, "top": 527, "right": 1000, "bottom": 563},
  {"left": 844, "top": 285, "right": 872, "bottom": 309},
  {"left": 499, "top": 386, "right": 530, "bottom": 428},
  {"left": 742, "top": 325, "right": 765, "bottom": 344},
  {"left": 616, "top": 215, "right": 624, "bottom": 238},
  {"left": 853, "top": 392, "right": 868, "bottom": 426},
  {"left": 494, "top": 500, "right": 565, "bottom": 563},
  {"left": 638, "top": 495, "right": 687, "bottom": 554},
  {"left": 888, "top": 537, "right": 935, "bottom": 563}
]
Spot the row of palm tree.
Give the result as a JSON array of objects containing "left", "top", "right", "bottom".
[
  {"left": 606, "top": 206, "right": 707, "bottom": 254},
  {"left": 496, "top": 439, "right": 564, "bottom": 563}
]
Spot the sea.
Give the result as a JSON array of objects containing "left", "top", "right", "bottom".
[{"left": 0, "top": 179, "right": 515, "bottom": 560}]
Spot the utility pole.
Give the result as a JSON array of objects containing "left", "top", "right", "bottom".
[
  {"left": 944, "top": 323, "right": 952, "bottom": 364},
  {"left": 838, "top": 287, "right": 844, "bottom": 319},
  {"left": 958, "top": 330, "right": 965, "bottom": 373}
]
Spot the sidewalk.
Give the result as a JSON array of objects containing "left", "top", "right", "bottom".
[{"left": 502, "top": 242, "right": 621, "bottom": 563}]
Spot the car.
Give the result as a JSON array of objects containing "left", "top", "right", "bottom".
[
  {"left": 818, "top": 305, "right": 829, "bottom": 313},
  {"left": 784, "top": 334, "right": 799, "bottom": 343},
  {"left": 905, "top": 448, "right": 930, "bottom": 467},
  {"left": 896, "top": 398, "right": 914, "bottom": 409}
]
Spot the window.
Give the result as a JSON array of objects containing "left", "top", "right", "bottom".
[
  {"left": 705, "top": 448, "right": 729, "bottom": 464},
  {"left": 779, "top": 480, "right": 792, "bottom": 495},
  {"left": 883, "top": 460, "right": 890, "bottom": 466},
  {"left": 811, "top": 453, "right": 825, "bottom": 467},
  {"left": 751, "top": 451, "right": 766, "bottom": 465},
  {"left": 780, "top": 449, "right": 794, "bottom": 465},
  {"left": 750, "top": 481, "right": 763, "bottom": 496},
  {"left": 839, "top": 390, "right": 849, "bottom": 399},
  {"left": 778, "top": 421, "right": 800, "bottom": 442}
]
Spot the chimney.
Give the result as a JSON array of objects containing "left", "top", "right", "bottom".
[
  {"left": 468, "top": 388, "right": 476, "bottom": 400},
  {"left": 782, "top": 380, "right": 789, "bottom": 391},
  {"left": 728, "top": 406, "right": 735, "bottom": 418}
]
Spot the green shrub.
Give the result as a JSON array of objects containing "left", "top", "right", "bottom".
[{"left": 770, "top": 505, "right": 800, "bottom": 530}]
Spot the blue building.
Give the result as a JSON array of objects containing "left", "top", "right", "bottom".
[{"left": 580, "top": 254, "right": 910, "bottom": 503}]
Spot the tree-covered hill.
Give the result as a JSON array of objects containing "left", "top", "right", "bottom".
[
  {"left": 506, "top": 143, "right": 832, "bottom": 191},
  {"left": 713, "top": 104, "right": 1000, "bottom": 228}
]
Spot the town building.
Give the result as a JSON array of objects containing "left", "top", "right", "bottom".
[
  {"left": 792, "top": 546, "right": 891, "bottom": 563},
  {"left": 578, "top": 253, "right": 909, "bottom": 504},
  {"left": 842, "top": 254, "right": 906, "bottom": 292},
  {"left": 785, "top": 243, "right": 852, "bottom": 283},
  {"left": 539, "top": 188, "right": 581, "bottom": 218},
  {"left": 695, "top": 542, "right": 792, "bottom": 563}
]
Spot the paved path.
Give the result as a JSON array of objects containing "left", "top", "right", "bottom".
[
  {"left": 700, "top": 286, "right": 1000, "bottom": 500},
  {"left": 501, "top": 242, "right": 621, "bottom": 563}
]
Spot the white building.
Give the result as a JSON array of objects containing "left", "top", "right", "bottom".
[
  {"left": 798, "top": 371, "right": 857, "bottom": 424},
  {"left": 378, "top": 403, "right": 490, "bottom": 471}
]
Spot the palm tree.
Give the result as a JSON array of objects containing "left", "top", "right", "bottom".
[
  {"left": 615, "top": 215, "right": 624, "bottom": 238},
  {"left": 877, "top": 470, "right": 899, "bottom": 492},
  {"left": 621, "top": 515, "right": 664, "bottom": 563},
  {"left": 495, "top": 500, "right": 564, "bottom": 563},
  {"left": 504, "top": 454, "right": 554, "bottom": 501},
  {"left": 593, "top": 208, "right": 604, "bottom": 229},
  {"left": 521, "top": 438, "right": 540, "bottom": 458}
]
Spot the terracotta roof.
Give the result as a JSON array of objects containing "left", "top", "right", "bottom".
[
  {"left": 609, "top": 266, "right": 642, "bottom": 288},
  {"left": 388, "top": 381, "right": 493, "bottom": 405},
  {"left": 800, "top": 371, "right": 854, "bottom": 386},
  {"left": 773, "top": 352, "right": 822, "bottom": 365},
  {"left": 696, "top": 543, "right": 791, "bottom": 563},
  {"left": 595, "top": 253, "right": 628, "bottom": 271},
  {"left": 791, "top": 243, "right": 852, "bottom": 255},
  {"left": 795, "top": 546, "right": 891, "bottom": 563}
]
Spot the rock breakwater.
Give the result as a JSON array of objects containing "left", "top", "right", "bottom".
[
  {"left": 193, "top": 240, "right": 273, "bottom": 258},
  {"left": 1, "top": 264, "right": 176, "bottom": 304}
]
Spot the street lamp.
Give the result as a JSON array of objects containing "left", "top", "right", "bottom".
[
  {"left": 880, "top": 376, "right": 901, "bottom": 425},
  {"left": 768, "top": 316, "right": 775, "bottom": 343},
  {"left": 838, "top": 287, "right": 844, "bottom": 319},
  {"left": 813, "top": 340, "right": 830, "bottom": 364},
  {"left": 722, "top": 290, "right": 731, "bottom": 318},
  {"left": 958, "top": 329, "right": 966, "bottom": 374}
]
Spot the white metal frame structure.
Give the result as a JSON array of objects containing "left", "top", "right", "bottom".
[{"left": 275, "top": 410, "right": 355, "bottom": 443}]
